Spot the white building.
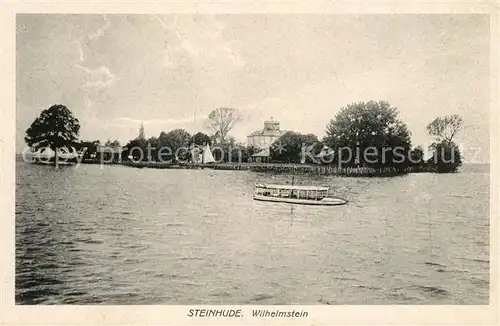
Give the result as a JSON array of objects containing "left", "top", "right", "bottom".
[{"left": 246, "top": 118, "right": 286, "bottom": 149}]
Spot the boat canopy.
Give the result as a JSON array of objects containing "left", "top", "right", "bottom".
[{"left": 255, "top": 183, "right": 329, "bottom": 191}]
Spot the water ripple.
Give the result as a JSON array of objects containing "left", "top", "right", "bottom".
[{"left": 15, "top": 161, "right": 490, "bottom": 304}]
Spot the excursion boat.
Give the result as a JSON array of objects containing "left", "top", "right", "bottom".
[{"left": 253, "top": 183, "right": 347, "bottom": 206}]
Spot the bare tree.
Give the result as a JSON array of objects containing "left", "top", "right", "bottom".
[
  {"left": 426, "top": 114, "right": 463, "bottom": 143},
  {"left": 205, "top": 107, "right": 242, "bottom": 144}
]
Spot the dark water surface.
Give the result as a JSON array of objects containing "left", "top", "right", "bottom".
[{"left": 15, "top": 161, "right": 489, "bottom": 304}]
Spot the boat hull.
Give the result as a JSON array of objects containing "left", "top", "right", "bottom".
[{"left": 253, "top": 195, "right": 347, "bottom": 206}]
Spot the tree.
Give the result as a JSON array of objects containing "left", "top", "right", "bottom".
[
  {"left": 147, "top": 136, "right": 159, "bottom": 161},
  {"left": 410, "top": 146, "right": 425, "bottom": 166},
  {"left": 104, "top": 139, "right": 121, "bottom": 148},
  {"left": 206, "top": 107, "right": 242, "bottom": 144},
  {"left": 324, "top": 101, "right": 412, "bottom": 169},
  {"left": 191, "top": 132, "right": 211, "bottom": 146},
  {"left": 74, "top": 140, "right": 100, "bottom": 160},
  {"left": 122, "top": 126, "right": 149, "bottom": 162},
  {"left": 428, "top": 140, "right": 463, "bottom": 173},
  {"left": 122, "top": 139, "right": 146, "bottom": 161},
  {"left": 270, "top": 131, "right": 319, "bottom": 163},
  {"left": 159, "top": 129, "right": 191, "bottom": 161},
  {"left": 226, "top": 136, "right": 236, "bottom": 146},
  {"left": 246, "top": 145, "right": 259, "bottom": 157},
  {"left": 125, "top": 124, "right": 148, "bottom": 159},
  {"left": 25, "top": 104, "right": 80, "bottom": 165},
  {"left": 223, "top": 142, "right": 253, "bottom": 163},
  {"left": 426, "top": 115, "right": 464, "bottom": 173},
  {"left": 210, "top": 132, "right": 221, "bottom": 145},
  {"left": 427, "top": 114, "right": 463, "bottom": 143},
  {"left": 244, "top": 145, "right": 259, "bottom": 162}
]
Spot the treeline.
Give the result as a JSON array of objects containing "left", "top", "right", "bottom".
[
  {"left": 118, "top": 107, "right": 257, "bottom": 163},
  {"left": 73, "top": 107, "right": 252, "bottom": 163},
  {"left": 71, "top": 102, "right": 464, "bottom": 173},
  {"left": 121, "top": 127, "right": 259, "bottom": 163},
  {"left": 25, "top": 103, "right": 463, "bottom": 173},
  {"left": 71, "top": 139, "right": 119, "bottom": 161},
  {"left": 267, "top": 101, "right": 463, "bottom": 173}
]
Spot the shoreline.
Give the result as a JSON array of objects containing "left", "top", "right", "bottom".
[
  {"left": 18, "top": 157, "right": 482, "bottom": 176},
  {"left": 95, "top": 160, "right": 439, "bottom": 176}
]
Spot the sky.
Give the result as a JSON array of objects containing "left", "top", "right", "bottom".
[{"left": 16, "top": 14, "right": 490, "bottom": 162}]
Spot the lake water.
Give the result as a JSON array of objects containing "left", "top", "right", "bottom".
[{"left": 15, "top": 160, "right": 490, "bottom": 304}]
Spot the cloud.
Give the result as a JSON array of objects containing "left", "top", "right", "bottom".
[
  {"left": 220, "top": 44, "right": 244, "bottom": 67},
  {"left": 72, "top": 15, "right": 112, "bottom": 63},
  {"left": 73, "top": 40, "right": 85, "bottom": 61},
  {"left": 72, "top": 15, "right": 118, "bottom": 99},
  {"left": 437, "top": 29, "right": 448, "bottom": 37},
  {"left": 151, "top": 15, "right": 180, "bottom": 69},
  {"left": 76, "top": 64, "right": 119, "bottom": 90},
  {"left": 152, "top": 14, "right": 244, "bottom": 69},
  {"left": 88, "top": 15, "right": 111, "bottom": 41},
  {"left": 153, "top": 14, "right": 177, "bottom": 37},
  {"left": 406, "top": 50, "right": 459, "bottom": 70}
]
